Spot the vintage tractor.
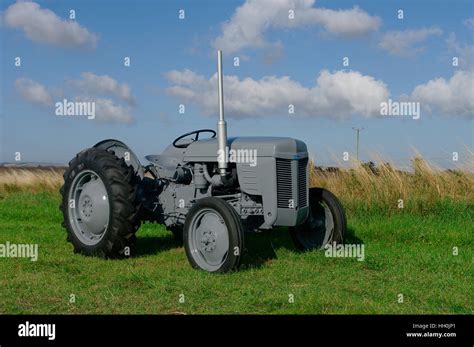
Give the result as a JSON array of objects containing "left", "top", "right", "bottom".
[{"left": 60, "top": 51, "right": 346, "bottom": 273}]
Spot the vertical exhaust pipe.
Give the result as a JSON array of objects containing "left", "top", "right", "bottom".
[{"left": 217, "top": 50, "right": 228, "bottom": 176}]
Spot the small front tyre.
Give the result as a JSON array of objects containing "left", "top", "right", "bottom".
[
  {"left": 184, "top": 197, "right": 244, "bottom": 273},
  {"left": 289, "top": 187, "right": 346, "bottom": 251}
]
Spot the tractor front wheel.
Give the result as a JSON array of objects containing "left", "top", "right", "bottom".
[
  {"left": 184, "top": 197, "right": 244, "bottom": 273},
  {"left": 289, "top": 187, "right": 346, "bottom": 251}
]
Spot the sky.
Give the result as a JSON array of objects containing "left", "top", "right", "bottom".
[{"left": 0, "top": 0, "right": 473, "bottom": 169}]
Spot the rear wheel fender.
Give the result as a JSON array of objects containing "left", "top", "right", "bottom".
[{"left": 94, "top": 139, "right": 144, "bottom": 179}]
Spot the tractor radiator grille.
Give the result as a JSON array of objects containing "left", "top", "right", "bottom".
[
  {"left": 298, "top": 158, "right": 308, "bottom": 207},
  {"left": 276, "top": 159, "right": 292, "bottom": 208},
  {"left": 276, "top": 158, "right": 308, "bottom": 209}
]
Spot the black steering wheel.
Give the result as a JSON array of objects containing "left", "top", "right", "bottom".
[{"left": 172, "top": 129, "right": 216, "bottom": 148}]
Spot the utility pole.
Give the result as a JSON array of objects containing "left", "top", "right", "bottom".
[{"left": 352, "top": 127, "right": 364, "bottom": 161}]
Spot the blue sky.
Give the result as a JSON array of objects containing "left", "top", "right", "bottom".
[{"left": 1, "top": 0, "right": 473, "bottom": 169}]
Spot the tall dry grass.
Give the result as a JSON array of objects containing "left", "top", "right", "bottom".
[
  {"left": 310, "top": 156, "right": 474, "bottom": 213},
  {"left": 1, "top": 154, "right": 473, "bottom": 214},
  {"left": 0, "top": 168, "right": 64, "bottom": 193}
]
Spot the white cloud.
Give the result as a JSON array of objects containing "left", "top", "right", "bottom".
[
  {"left": 71, "top": 72, "right": 135, "bottom": 105},
  {"left": 90, "top": 98, "right": 134, "bottom": 123},
  {"left": 379, "top": 27, "right": 442, "bottom": 57},
  {"left": 15, "top": 74, "right": 135, "bottom": 123},
  {"left": 15, "top": 78, "right": 53, "bottom": 106},
  {"left": 165, "top": 69, "right": 389, "bottom": 119},
  {"left": 4, "top": 1, "right": 97, "bottom": 48},
  {"left": 446, "top": 33, "right": 474, "bottom": 69},
  {"left": 300, "top": 6, "right": 382, "bottom": 36},
  {"left": 213, "top": 0, "right": 381, "bottom": 54},
  {"left": 464, "top": 17, "right": 474, "bottom": 31},
  {"left": 410, "top": 70, "right": 474, "bottom": 118}
]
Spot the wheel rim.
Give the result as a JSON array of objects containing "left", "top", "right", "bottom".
[
  {"left": 188, "top": 208, "right": 229, "bottom": 271},
  {"left": 296, "top": 201, "right": 334, "bottom": 249},
  {"left": 68, "top": 169, "right": 110, "bottom": 246}
]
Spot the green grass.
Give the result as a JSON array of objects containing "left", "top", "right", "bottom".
[{"left": 0, "top": 191, "right": 472, "bottom": 314}]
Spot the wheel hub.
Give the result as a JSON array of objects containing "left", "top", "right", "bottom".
[
  {"left": 81, "top": 196, "right": 93, "bottom": 219},
  {"left": 200, "top": 231, "right": 217, "bottom": 252},
  {"left": 68, "top": 170, "right": 110, "bottom": 245},
  {"left": 189, "top": 209, "right": 230, "bottom": 271}
]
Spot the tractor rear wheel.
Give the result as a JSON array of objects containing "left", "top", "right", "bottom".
[
  {"left": 289, "top": 187, "right": 346, "bottom": 251},
  {"left": 184, "top": 197, "right": 244, "bottom": 273},
  {"left": 60, "top": 148, "right": 141, "bottom": 258}
]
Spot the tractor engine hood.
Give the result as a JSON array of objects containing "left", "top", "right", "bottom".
[{"left": 183, "top": 137, "right": 308, "bottom": 162}]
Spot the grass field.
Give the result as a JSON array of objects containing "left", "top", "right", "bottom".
[{"left": 0, "top": 159, "right": 473, "bottom": 314}]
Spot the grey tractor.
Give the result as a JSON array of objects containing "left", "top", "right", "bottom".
[{"left": 60, "top": 51, "right": 346, "bottom": 273}]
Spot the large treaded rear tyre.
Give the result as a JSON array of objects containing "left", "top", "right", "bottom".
[{"left": 60, "top": 147, "right": 141, "bottom": 258}]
